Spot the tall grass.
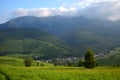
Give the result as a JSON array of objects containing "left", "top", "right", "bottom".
[
  {"left": 0, "top": 66, "right": 120, "bottom": 80},
  {"left": 0, "top": 56, "right": 120, "bottom": 80}
]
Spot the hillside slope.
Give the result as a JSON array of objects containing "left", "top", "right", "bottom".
[
  {"left": 0, "top": 16, "right": 120, "bottom": 55},
  {"left": 0, "top": 29, "right": 77, "bottom": 58},
  {"left": 97, "top": 47, "right": 120, "bottom": 66},
  {"left": 61, "top": 29, "right": 120, "bottom": 53}
]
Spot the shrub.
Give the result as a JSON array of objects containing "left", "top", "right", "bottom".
[{"left": 24, "top": 57, "right": 33, "bottom": 67}]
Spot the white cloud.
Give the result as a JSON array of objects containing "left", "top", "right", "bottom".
[
  {"left": 108, "top": 14, "right": 120, "bottom": 21},
  {"left": 1, "top": 0, "right": 120, "bottom": 23},
  {"left": 72, "top": 0, "right": 120, "bottom": 20},
  {"left": 11, "top": 8, "right": 57, "bottom": 18},
  {"left": 59, "top": 7, "right": 68, "bottom": 12},
  {"left": 10, "top": 7, "right": 76, "bottom": 19}
]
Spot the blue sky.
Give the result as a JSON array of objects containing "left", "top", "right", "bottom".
[
  {"left": 0, "top": 0, "right": 77, "bottom": 23},
  {"left": 0, "top": 0, "right": 77, "bottom": 12},
  {"left": 0, "top": 0, "right": 120, "bottom": 23}
]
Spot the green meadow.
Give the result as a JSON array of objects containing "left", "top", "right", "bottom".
[{"left": 0, "top": 56, "right": 120, "bottom": 80}]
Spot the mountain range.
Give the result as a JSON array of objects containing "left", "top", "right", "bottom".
[{"left": 0, "top": 16, "right": 120, "bottom": 58}]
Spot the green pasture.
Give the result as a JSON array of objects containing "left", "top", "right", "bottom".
[{"left": 0, "top": 56, "right": 120, "bottom": 80}]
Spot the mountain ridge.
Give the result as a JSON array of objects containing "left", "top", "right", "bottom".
[{"left": 0, "top": 16, "right": 120, "bottom": 57}]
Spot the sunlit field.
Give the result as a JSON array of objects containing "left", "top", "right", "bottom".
[
  {"left": 0, "top": 57, "right": 120, "bottom": 80},
  {"left": 0, "top": 66, "right": 120, "bottom": 80},
  {"left": 1, "top": 0, "right": 120, "bottom": 80}
]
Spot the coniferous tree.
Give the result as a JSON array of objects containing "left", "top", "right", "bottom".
[{"left": 84, "top": 48, "right": 96, "bottom": 69}]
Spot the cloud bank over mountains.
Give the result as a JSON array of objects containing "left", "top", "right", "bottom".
[
  {"left": 1, "top": 0, "right": 120, "bottom": 23},
  {"left": 11, "top": 7, "right": 76, "bottom": 18}
]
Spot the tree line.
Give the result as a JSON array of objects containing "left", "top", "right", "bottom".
[{"left": 24, "top": 48, "right": 96, "bottom": 69}]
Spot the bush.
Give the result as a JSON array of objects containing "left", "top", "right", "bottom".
[
  {"left": 24, "top": 57, "right": 33, "bottom": 67},
  {"left": 67, "top": 61, "right": 72, "bottom": 67},
  {"left": 78, "top": 59, "right": 83, "bottom": 67}
]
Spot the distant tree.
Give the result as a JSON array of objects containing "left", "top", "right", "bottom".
[
  {"left": 54, "top": 63, "right": 57, "bottom": 66},
  {"left": 40, "top": 63, "right": 45, "bottom": 66},
  {"left": 24, "top": 57, "right": 33, "bottom": 67},
  {"left": 36, "top": 62, "right": 39, "bottom": 66},
  {"left": 67, "top": 61, "right": 72, "bottom": 67},
  {"left": 53, "top": 59, "right": 58, "bottom": 66},
  {"left": 117, "top": 64, "right": 120, "bottom": 66},
  {"left": 78, "top": 59, "right": 83, "bottom": 67},
  {"left": 84, "top": 48, "right": 96, "bottom": 69}
]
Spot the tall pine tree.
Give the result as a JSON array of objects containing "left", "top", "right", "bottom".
[{"left": 84, "top": 48, "right": 96, "bottom": 69}]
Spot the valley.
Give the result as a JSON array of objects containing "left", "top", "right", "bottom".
[{"left": 1, "top": 0, "right": 120, "bottom": 80}]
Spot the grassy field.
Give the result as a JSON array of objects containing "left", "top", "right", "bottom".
[{"left": 0, "top": 56, "right": 120, "bottom": 80}]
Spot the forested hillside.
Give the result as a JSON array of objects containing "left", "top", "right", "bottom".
[
  {"left": 0, "top": 16, "right": 120, "bottom": 57},
  {"left": 0, "top": 28, "right": 78, "bottom": 58}
]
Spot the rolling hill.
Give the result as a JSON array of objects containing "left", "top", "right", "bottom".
[{"left": 0, "top": 28, "right": 78, "bottom": 58}]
